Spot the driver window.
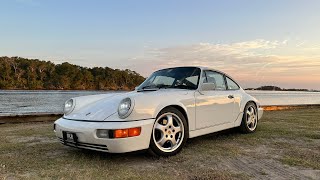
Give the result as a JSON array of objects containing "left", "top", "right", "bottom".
[{"left": 204, "top": 71, "right": 226, "bottom": 90}]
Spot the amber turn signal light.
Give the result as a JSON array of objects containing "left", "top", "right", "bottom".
[
  {"left": 113, "top": 127, "right": 141, "bottom": 138},
  {"left": 128, "top": 127, "right": 141, "bottom": 137}
]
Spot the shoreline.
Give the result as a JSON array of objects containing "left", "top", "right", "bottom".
[
  {"left": 1, "top": 104, "right": 320, "bottom": 124},
  {"left": 261, "top": 104, "right": 320, "bottom": 111}
]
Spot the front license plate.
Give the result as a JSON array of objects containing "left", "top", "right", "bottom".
[{"left": 63, "top": 131, "right": 78, "bottom": 143}]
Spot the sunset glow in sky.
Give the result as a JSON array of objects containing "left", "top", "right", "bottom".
[{"left": 1, "top": 0, "right": 320, "bottom": 89}]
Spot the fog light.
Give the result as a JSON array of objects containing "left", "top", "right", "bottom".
[{"left": 96, "top": 129, "right": 109, "bottom": 138}]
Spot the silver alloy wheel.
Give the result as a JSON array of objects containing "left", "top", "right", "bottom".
[
  {"left": 153, "top": 112, "right": 184, "bottom": 153},
  {"left": 246, "top": 106, "right": 257, "bottom": 131}
]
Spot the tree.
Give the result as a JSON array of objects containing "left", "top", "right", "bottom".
[{"left": 0, "top": 56, "right": 145, "bottom": 90}]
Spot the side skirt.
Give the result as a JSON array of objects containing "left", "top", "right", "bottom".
[{"left": 189, "top": 122, "right": 234, "bottom": 138}]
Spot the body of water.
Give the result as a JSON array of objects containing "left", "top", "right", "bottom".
[
  {"left": 0, "top": 90, "right": 118, "bottom": 116},
  {"left": 247, "top": 90, "right": 320, "bottom": 106},
  {"left": 0, "top": 90, "right": 319, "bottom": 116}
]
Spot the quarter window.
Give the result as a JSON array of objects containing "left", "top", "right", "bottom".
[
  {"left": 203, "top": 71, "right": 226, "bottom": 90},
  {"left": 226, "top": 77, "right": 240, "bottom": 90}
]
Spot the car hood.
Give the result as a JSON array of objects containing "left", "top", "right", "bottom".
[
  {"left": 64, "top": 93, "right": 127, "bottom": 121},
  {"left": 64, "top": 89, "right": 191, "bottom": 121}
]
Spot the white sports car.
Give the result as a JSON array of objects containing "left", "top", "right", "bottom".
[{"left": 54, "top": 66, "right": 263, "bottom": 156}]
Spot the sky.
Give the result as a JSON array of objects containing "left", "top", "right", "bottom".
[{"left": 1, "top": 0, "right": 320, "bottom": 90}]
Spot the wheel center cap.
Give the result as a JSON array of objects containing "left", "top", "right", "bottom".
[{"left": 168, "top": 130, "right": 171, "bottom": 134}]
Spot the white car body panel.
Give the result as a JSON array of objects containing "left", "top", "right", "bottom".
[
  {"left": 195, "top": 90, "right": 235, "bottom": 129},
  {"left": 54, "top": 66, "right": 263, "bottom": 153}
]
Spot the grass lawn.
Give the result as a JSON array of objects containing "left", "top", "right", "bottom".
[{"left": 0, "top": 108, "right": 319, "bottom": 180}]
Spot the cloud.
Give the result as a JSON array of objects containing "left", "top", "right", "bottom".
[
  {"left": 152, "top": 39, "right": 281, "bottom": 59},
  {"left": 128, "top": 39, "right": 320, "bottom": 89}
]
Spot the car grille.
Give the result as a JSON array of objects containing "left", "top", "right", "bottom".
[{"left": 58, "top": 138, "right": 108, "bottom": 152}]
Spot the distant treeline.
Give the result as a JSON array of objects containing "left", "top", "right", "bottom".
[
  {"left": 245, "top": 86, "right": 319, "bottom": 92},
  {"left": 0, "top": 57, "right": 145, "bottom": 90}
]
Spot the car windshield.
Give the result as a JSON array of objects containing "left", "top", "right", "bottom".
[{"left": 138, "top": 67, "right": 201, "bottom": 91}]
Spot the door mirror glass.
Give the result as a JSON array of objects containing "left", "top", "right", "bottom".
[{"left": 201, "top": 83, "right": 216, "bottom": 91}]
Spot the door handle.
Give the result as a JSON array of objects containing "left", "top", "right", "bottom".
[{"left": 228, "top": 95, "right": 234, "bottom": 99}]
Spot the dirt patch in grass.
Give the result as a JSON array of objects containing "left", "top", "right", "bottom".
[{"left": 0, "top": 108, "right": 320, "bottom": 179}]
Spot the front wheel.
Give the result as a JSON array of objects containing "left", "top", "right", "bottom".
[
  {"left": 149, "top": 107, "right": 188, "bottom": 156},
  {"left": 240, "top": 102, "right": 258, "bottom": 133}
]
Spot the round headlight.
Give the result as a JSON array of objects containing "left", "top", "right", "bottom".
[
  {"left": 64, "top": 99, "right": 74, "bottom": 115},
  {"left": 118, "top": 98, "right": 133, "bottom": 118}
]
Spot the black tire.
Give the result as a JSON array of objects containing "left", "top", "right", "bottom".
[
  {"left": 148, "top": 107, "right": 188, "bottom": 157},
  {"left": 239, "top": 102, "right": 258, "bottom": 133}
]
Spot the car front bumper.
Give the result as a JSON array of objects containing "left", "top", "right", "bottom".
[{"left": 54, "top": 118, "right": 155, "bottom": 153}]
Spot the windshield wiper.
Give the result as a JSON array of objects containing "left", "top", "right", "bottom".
[
  {"left": 156, "top": 84, "right": 171, "bottom": 89},
  {"left": 137, "top": 84, "right": 171, "bottom": 92},
  {"left": 137, "top": 85, "right": 158, "bottom": 92}
]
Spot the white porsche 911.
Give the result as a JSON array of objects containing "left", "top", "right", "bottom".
[{"left": 54, "top": 66, "right": 263, "bottom": 156}]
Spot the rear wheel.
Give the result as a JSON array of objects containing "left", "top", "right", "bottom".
[
  {"left": 240, "top": 102, "right": 258, "bottom": 133},
  {"left": 149, "top": 107, "right": 188, "bottom": 156}
]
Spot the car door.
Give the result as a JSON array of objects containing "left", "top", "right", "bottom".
[{"left": 195, "top": 70, "right": 235, "bottom": 129}]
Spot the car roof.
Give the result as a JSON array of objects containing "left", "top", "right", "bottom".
[
  {"left": 157, "top": 66, "right": 216, "bottom": 71},
  {"left": 158, "top": 66, "right": 227, "bottom": 75}
]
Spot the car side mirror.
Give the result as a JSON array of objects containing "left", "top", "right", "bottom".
[{"left": 200, "top": 83, "right": 216, "bottom": 91}]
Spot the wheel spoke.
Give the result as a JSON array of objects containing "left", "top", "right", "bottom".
[
  {"left": 170, "top": 137, "right": 177, "bottom": 147},
  {"left": 250, "top": 120, "right": 254, "bottom": 128},
  {"left": 157, "top": 136, "right": 167, "bottom": 147},
  {"left": 253, "top": 117, "right": 257, "bottom": 125},
  {"left": 247, "top": 110, "right": 251, "bottom": 116},
  {"left": 155, "top": 122, "right": 166, "bottom": 132},
  {"left": 174, "top": 126, "right": 181, "bottom": 134},
  {"left": 246, "top": 112, "right": 251, "bottom": 123},
  {"left": 249, "top": 107, "right": 254, "bottom": 116},
  {"left": 166, "top": 114, "right": 173, "bottom": 126}
]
